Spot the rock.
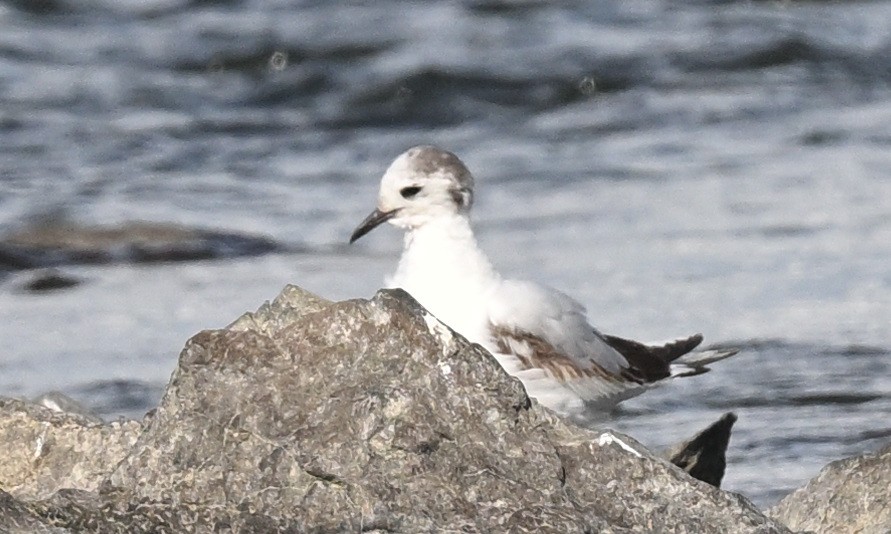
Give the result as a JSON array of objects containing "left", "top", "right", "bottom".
[
  {"left": 769, "top": 442, "right": 891, "bottom": 534},
  {"left": 0, "top": 490, "right": 70, "bottom": 533},
  {"left": 0, "top": 398, "right": 141, "bottom": 500},
  {"left": 0, "top": 286, "right": 790, "bottom": 532},
  {"left": 0, "top": 221, "right": 282, "bottom": 269},
  {"left": 4, "top": 488, "right": 302, "bottom": 532},
  {"left": 16, "top": 269, "right": 82, "bottom": 292},
  {"left": 667, "top": 412, "right": 737, "bottom": 488}
]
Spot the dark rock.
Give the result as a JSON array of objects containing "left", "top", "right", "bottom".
[
  {"left": 17, "top": 269, "right": 82, "bottom": 292},
  {"left": 0, "top": 221, "right": 282, "bottom": 270},
  {"left": 769, "top": 442, "right": 891, "bottom": 534},
  {"left": 668, "top": 412, "right": 737, "bottom": 488},
  {"left": 0, "top": 286, "right": 790, "bottom": 532}
]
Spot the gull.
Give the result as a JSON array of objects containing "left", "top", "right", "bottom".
[{"left": 350, "top": 145, "right": 737, "bottom": 423}]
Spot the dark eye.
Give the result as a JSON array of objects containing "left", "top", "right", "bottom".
[{"left": 400, "top": 186, "right": 422, "bottom": 199}]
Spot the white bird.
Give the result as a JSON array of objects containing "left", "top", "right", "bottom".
[{"left": 350, "top": 145, "right": 737, "bottom": 423}]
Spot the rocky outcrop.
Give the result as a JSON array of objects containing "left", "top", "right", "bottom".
[
  {"left": 0, "top": 286, "right": 791, "bottom": 532},
  {"left": 0, "top": 221, "right": 281, "bottom": 270},
  {"left": 769, "top": 443, "right": 891, "bottom": 534},
  {"left": 0, "top": 399, "right": 141, "bottom": 501},
  {"left": 0, "top": 490, "right": 68, "bottom": 534}
]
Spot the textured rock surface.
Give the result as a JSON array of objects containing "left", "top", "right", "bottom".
[
  {"left": 0, "top": 398, "right": 141, "bottom": 500},
  {"left": 0, "top": 490, "right": 70, "bottom": 533},
  {"left": 0, "top": 285, "right": 792, "bottom": 532},
  {"left": 1, "top": 488, "right": 305, "bottom": 533},
  {"left": 770, "top": 442, "right": 891, "bottom": 534}
]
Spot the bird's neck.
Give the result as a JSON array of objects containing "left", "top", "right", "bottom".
[{"left": 387, "top": 214, "right": 499, "bottom": 341}]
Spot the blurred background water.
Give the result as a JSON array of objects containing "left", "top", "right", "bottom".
[{"left": 0, "top": 0, "right": 889, "bottom": 508}]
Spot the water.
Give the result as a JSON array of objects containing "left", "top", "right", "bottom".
[{"left": 1, "top": 0, "right": 889, "bottom": 509}]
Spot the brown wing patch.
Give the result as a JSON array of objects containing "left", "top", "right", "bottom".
[
  {"left": 490, "top": 325, "right": 643, "bottom": 385},
  {"left": 601, "top": 333, "right": 703, "bottom": 382}
]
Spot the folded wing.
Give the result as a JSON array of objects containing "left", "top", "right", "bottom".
[{"left": 486, "top": 279, "right": 733, "bottom": 413}]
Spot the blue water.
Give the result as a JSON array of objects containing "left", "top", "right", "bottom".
[{"left": 1, "top": 0, "right": 890, "bottom": 508}]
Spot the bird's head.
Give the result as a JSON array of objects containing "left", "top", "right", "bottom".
[{"left": 350, "top": 145, "right": 474, "bottom": 243}]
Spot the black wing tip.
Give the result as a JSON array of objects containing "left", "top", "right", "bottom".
[
  {"left": 661, "top": 333, "right": 705, "bottom": 363},
  {"left": 720, "top": 411, "right": 738, "bottom": 425},
  {"left": 669, "top": 411, "right": 738, "bottom": 488}
]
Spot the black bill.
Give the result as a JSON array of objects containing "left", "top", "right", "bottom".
[{"left": 349, "top": 208, "right": 398, "bottom": 243}]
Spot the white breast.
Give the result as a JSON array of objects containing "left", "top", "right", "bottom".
[{"left": 385, "top": 216, "right": 500, "bottom": 347}]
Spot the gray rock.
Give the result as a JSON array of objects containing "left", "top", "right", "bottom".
[
  {"left": 1, "top": 286, "right": 790, "bottom": 532},
  {"left": 0, "top": 490, "right": 71, "bottom": 533},
  {"left": 6, "top": 488, "right": 304, "bottom": 533},
  {"left": 769, "top": 442, "right": 891, "bottom": 534},
  {"left": 0, "top": 398, "right": 141, "bottom": 500}
]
